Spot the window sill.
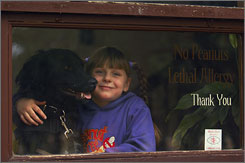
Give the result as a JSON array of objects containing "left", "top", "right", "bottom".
[{"left": 10, "top": 149, "right": 244, "bottom": 162}]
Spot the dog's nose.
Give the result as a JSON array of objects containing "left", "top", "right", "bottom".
[{"left": 88, "top": 78, "right": 97, "bottom": 87}]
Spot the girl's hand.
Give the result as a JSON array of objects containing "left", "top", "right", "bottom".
[{"left": 16, "top": 98, "right": 47, "bottom": 126}]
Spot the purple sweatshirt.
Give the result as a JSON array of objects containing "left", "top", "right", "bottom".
[{"left": 77, "top": 92, "right": 156, "bottom": 153}]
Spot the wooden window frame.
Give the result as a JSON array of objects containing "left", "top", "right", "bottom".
[{"left": 1, "top": 1, "right": 244, "bottom": 162}]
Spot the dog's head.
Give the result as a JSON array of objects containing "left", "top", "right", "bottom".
[{"left": 16, "top": 49, "right": 97, "bottom": 103}]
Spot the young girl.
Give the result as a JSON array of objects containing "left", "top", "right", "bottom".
[
  {"left": 15, "top": 46, "right": 156, "bottom": 153},
  {"left": 78, "top": 46, "right": 156, "bottom": 153}
]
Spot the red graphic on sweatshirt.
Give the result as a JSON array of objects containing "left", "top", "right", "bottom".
[
  {"left": 103, "top": 136, "right": 115, "bottom": 149},
  {"left": 81, "top": 126, "right": 110, "bottom": 153}
]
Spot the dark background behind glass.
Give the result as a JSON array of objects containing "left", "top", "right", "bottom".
[{"left": 12, "top": 27, "right": 241, "bottom": 152}]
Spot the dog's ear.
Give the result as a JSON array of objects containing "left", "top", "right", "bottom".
[{"left": 16, "top": 51, "right": 49, "bottom": 93}]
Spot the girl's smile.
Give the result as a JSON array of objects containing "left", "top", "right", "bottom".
[{"left": 99, "top": 85, "right": 114, "bottom": 90}]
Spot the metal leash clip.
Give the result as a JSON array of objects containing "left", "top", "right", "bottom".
[
  {"left": 60, "top": 110, "right": 73, "bottom": 139},
  {"left": 43, "top": 104, "right": 58, "bottom": 113}
]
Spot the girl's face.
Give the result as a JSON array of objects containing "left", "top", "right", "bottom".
[{"left": 91, "top": 65, "right": 131, "bottom": 107}]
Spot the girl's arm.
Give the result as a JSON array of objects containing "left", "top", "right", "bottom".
[{"left": 15, "top": 98, "right": 47, "bottom": 126}]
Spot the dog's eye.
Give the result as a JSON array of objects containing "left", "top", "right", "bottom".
[{"left": 64, "top": 66, "right": 72, "bottom": 71}]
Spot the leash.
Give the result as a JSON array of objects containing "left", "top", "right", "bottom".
[
  {"left": 43, "top": 104, "right": 74, "bottom": 139},
  {"left": 60, "top": 110, "right": 74, "bottom": 139}
]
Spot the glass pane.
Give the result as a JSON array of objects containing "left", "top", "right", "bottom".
[{"left": 12, "top": 27, "right": 242, "bottom": 154}]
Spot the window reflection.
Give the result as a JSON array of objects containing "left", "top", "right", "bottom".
[{"left": 12, "top": 27, "right": 241, "bottom": 154}]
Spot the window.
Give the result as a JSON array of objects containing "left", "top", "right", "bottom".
[{"left": 1, "top": 1, "right": 244, "bottom": 162}]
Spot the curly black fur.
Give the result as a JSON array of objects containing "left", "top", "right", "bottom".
[{"left": 13, "top": 49, "right": 97, "bottom": 155}]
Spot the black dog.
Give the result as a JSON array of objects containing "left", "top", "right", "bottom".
[{"left": 13, "top": 49, "right": 97, "bottom": 155}]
